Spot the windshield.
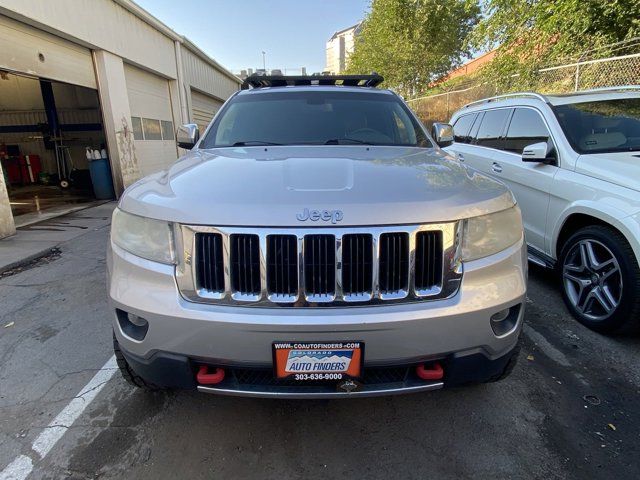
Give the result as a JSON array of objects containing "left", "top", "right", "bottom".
[
  {"left": 553, "top": 98, "right": 640, "bottom": 154},
  {"left": 200, "top": 90, "right": 432, "bottom": 148}
]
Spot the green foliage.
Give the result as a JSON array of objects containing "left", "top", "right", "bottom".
[
  {"left": 346, "top": 0, "right": 480, "bottom": 97},
  {"left": 472, "top": 0, "right": 640, "bottom": 89}
]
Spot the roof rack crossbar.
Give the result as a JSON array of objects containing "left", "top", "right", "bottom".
[
  {"left": 241, "top": 74, "right": 384, "bottom": 90},
  {"left": 555, "top": 85, "right": 640, "bottom": 95},
  {"left": 463, "top": 92, "right": 549, "bottom": 108}
]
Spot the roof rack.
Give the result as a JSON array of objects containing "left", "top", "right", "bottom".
[
  {"left": 462, "top": 85, "right": 640, "bottom": 109},
  {"left": 463, "top": 92, "right": 549, "bottom": 109},
  {"left": 548, "top": 85, "right": 640, "bottom": 96},
  {"left": 241, "top": 73, "right": 384, "bottom": 90}
]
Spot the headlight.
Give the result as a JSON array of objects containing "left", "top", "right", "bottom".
[
  {"left": 111, "top": 208, "right": 175, "bottom": 264},
  {"left": 462, "top": 205, "right": 523, "bottom": 261}
]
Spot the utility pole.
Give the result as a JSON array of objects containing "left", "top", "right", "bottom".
[{"left": 261, "top": 51, "right": 266, "bottom": 72}]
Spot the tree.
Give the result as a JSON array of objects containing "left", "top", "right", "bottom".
[
  {"left": 346, "top": 0, "right": 480, "bottom": 97},
  {"left": 471, "top": 0, "right": 640, "bottom": 89}
]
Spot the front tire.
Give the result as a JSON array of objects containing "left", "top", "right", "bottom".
[
  {"left": 113, "top": 333, "right": 163, "bottom": 391},
  {"left": 559, "top": 225, "right": 640, "bottom": 333}
]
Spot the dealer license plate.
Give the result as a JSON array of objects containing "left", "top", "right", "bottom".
[{"left": 273, "top": 341, "right": 364, "bottom": 382}]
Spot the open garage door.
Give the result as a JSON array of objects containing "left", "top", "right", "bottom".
[
  {"left": 124, "top": 64, "right": 177, "bottom": 176},
  {"left": 0, "top": 16, "right": 96, "bottom": 89},
  {"left": 191, "top": 90, "right": 223, "bottom": 133}
]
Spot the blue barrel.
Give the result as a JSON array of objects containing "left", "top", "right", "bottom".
[{"left": 89, "top": 158, "right": 115, "bottom": 200}]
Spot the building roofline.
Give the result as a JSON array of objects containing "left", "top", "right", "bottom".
[{"left": 329, "top": 22, "right": 362, "bottom": 41}]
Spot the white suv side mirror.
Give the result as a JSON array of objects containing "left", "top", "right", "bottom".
[
  {"left": 431, "top": 123, "right": 454, "bottom": 147},
  {"left": 177, "top": 124, "right": 200, "bottom": 150},
  {"left": 522, "top": 141, "right": 554, "bottom": 163}
]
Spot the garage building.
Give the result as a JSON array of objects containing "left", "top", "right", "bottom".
[{"left": 0, "top": 0, "right": 240, "bottom": 239}]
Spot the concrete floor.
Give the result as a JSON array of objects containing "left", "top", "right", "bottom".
[
  {"left": 0, "top": 209, "right": 639, "bottom": 479},
  {"left": 9, "top": 185, "right": 98, "bottom": 228}
]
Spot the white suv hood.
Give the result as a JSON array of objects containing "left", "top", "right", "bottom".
[
  {"left": 576, "top": 152, "right": 640, "bottom": 192},
  {"left": 119, "top": 146, "right": 515, "bottom": 226}
]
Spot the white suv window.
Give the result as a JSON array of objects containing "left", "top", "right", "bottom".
[
  {"left": 553, "top": 98, "right": 640, "bottom": 154},
  {"left": 474, "top": 109, "right": 511, "bottom": 150},
  {"left": 504, "top": 108, "right": 551, "bottom": 154},
  {"left": 452, "top": 113, "right": 477, "bottom": 144}
]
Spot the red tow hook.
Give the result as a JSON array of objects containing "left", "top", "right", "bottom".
[
  {"left": 197, "top": 365, "right": 225, "bottom": 385},
  {"left": 415, "top": 362, "right": 444, "bottom": 381}
]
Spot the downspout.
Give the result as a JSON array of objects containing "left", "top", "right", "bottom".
[{"left": 174, "top": 40, "right": 190, "bottom": 124}]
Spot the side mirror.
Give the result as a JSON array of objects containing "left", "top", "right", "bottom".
[
  {"left": 177, "top": 124, "right": 200, "bottom": 149},
  {"left": 431, "top": 123, "right": 454, "bottom": 147},
  {"left": 522, "top": 141, "right": 555, "bottom": 163}
]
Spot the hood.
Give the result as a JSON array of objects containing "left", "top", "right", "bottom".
[
  {"left": 576, "top": 152, "right": 640, "bottom": 192},
  {"left": 120, "top": 146, "right": 515, "bottom": 226}
]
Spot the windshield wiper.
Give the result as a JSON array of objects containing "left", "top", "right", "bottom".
[
  {"left": 324, "top": 138, "right": 375, "bottom": 145},
  {"left": 232, "top": 141, "right": 283, "bottom": 146}
]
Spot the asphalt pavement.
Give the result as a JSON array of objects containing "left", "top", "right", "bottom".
[{"left": 1, "top": 205, "right": 639, "bottom": 479}]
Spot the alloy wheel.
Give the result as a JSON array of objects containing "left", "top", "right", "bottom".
[{"left": 562, "top": 239, "right": 622, "bottom": 322}]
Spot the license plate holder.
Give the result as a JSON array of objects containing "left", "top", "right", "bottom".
[{"left": 272, "top": 341, "right": 364, "bottom": 382}]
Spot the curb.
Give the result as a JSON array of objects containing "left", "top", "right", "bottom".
[{"left": 0, "top": 247, "right": 60, "bottom": 276}]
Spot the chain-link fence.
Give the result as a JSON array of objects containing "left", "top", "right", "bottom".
[{"left": 407, "top": 50, "right": 640, "bottom": 126}]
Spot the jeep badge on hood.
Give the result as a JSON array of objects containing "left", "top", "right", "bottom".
[{"left": 296, "top": 208, "right": 344, "bottom": 224}]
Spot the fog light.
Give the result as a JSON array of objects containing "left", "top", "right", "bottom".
[
  {"left": 127, "top": 312, "right": 147, "bottom": 327},
  {"left": 490, "top": 305, "right": 521, "bottom": 336},
  {"left": 116, "top": 309, "right": 149, "bottom": 341},
  {"left": 491, "top": 309, "right": 510, "bottom": 323}
]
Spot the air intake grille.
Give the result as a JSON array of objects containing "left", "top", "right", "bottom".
[
  {"left": 415, "top": 231, "right": 443, "bottom": 291},
  {"left": 230, "top": 234, "right": 260, "bottom": 295},
  {"left": 183, "top": 224, "right": 456, "bottom": 307},
  {"left": 378, "top": 232, "right": 409, "bottom": 294},
  {"left": 267, "top": 235, "right": 298, "bottom": 297},
  {"left": 304, "top": 235, "right": 336, "bottom": 297},
  {"left": 342, "top": 234, "right": 373, "bottom": 296},
  {"left": 195, "top": 233, "right": 225, "bottom": 293}
]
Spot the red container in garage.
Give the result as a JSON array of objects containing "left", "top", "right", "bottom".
[{"left": 2, "top": 154, "right": 42, "bottom": 185}]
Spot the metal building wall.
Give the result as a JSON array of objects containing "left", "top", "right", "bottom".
[{"left": 182, "top": 48, "right": 240, "bottom": 103}]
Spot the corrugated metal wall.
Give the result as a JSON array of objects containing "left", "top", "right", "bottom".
[{"left": 182, "top": 49, "right": 239, "bottom": 102}]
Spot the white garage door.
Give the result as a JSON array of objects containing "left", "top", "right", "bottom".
[
  {"left": 191, "top": 90, "right": 223, "bottom": 133},
  {"left": 0, "top": 16, "right": 96, "bottom": 89},
  {"left": 124, "top": 64, "right": 177, "bottom": 176}
]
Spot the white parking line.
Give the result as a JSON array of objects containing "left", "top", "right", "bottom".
[{"left": 0, "top": 356, "right": 117, "bottom": 480}]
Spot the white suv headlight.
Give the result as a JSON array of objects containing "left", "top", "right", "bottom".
[
  {"left": 462, "top": 205, "right": 523, "bottom": 261},
  {"left": 111, "top": 208, "right": 175, "bottom": 264}
]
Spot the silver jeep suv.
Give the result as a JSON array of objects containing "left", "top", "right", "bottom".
[{"left": 107, "top": 74, "right": 527, "bottom": 398}]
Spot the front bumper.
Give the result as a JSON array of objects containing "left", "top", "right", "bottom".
[
  {"left": 108, "top": 237, "right": 527, "bottom": 397},
  {"left": 117, "top": 340, "right": 520, "bottom": 398}
]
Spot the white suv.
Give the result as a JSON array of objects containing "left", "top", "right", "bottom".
[{"left": 439, "top": 87, "right": 640, "bottom": 333}]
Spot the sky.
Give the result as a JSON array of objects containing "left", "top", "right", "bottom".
[{"left": 134, "top": 0, "right": 370, "bottom": 75}]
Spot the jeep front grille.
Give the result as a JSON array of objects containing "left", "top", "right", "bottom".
[{"left": 177, "top": 223, "right": 462, "bottom": 307}]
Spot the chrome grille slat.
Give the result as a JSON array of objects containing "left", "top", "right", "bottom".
[
  {"left": 415, "top": 231, "right": 443, "bottom": 295},
  {"left": 304, "top": 234, "right": 336, "bottom": 301},
  {"left": 267, "top": 235, "right": 298, "bottom": 301},
  {"left": 379, "top": 232, "right": 409, "bottom": 298},
  {"left": 177, "top": 223, "right": 462, "bottom": 307},
  {"left": 195, "top": 233, "right": 225, "bottom": 293},
  {"left": 342, "top": 233, "right": 373, "bottom": 298},
  {"left": 230, "top": 234, "right": 260, "bottom": 299}
]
